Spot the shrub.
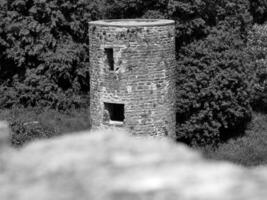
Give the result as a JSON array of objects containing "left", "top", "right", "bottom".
[
  {"left": 10, "top": 119, "right": 56, "bottom": 147},
  {"left": 202, "top": 112, "right": 267, "bottom": 166},
  {"left": 0, "top": 108, "right": 56, "bottom": 147},
  {"left": 0, "top": 107, "right": 91, "bottom": 147},
  {"left": 176, "top": 27, "right": 253, "bottom": 146}
]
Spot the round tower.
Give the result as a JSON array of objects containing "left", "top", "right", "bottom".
[{"left": 89, "top": 19, "right": 176, "bottom": 137}]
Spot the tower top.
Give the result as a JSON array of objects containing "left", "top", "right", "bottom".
[{"left": 89, "top": 19, "right": 175, "bottom": 27}]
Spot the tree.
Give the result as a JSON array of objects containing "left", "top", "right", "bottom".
[
  {"left": 176, "top": 27, "right": 253, "bottom": 146},
  {"left": 0, "top": 0, "right": 101, "bottom": 109},
  {"left": 247, "top": 24, "right": 267, "bottom": 112},
  {"left": 166, "top": 0, "right": 252, "bottom": 50}
]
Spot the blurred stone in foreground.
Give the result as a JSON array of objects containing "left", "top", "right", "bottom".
[
  {"left": 0, "top": 121, "right": 9, "bottom": 146},
  {"left": 0, "top": 128, "right": 267, "bottom": 200}
]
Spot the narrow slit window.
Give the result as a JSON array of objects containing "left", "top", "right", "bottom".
[
  {"left": 104, "top": 48, "right": 114, "bottom": 70},
  {"left": 104, "top": 102, "right": 125, "bottom": 123}
]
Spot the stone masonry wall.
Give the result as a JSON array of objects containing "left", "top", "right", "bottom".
[{"left": 89, "top": 20, "right": 176, "bottom": 137}]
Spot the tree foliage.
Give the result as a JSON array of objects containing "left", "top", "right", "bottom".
[
  {"left": 0, "top": 0, "right": 101, "bottom": 109},
  {"left": 146, "top": 0, "right": 252, "bottom": 49},
  {"left": 249, "top": 0, "right": 267, "bottom": 24},
  {"left": 247, "top": 25, "right": 267, "bottom": 112},
  {"left": 176, "top": 28, "right": 253, "bottom": 146}
]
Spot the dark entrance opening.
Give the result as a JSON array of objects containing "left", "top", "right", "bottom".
[
  {"left": 104, "top": 48, "right": 114, "bottom": 70},
  {"left": 104, "top": 102, "right": 125, "bottom": 122}
]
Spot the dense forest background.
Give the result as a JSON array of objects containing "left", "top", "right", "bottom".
[{"left": 1, "top": 0, "right": 267, "bottom": 146}]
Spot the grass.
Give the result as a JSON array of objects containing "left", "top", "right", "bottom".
[
  {"left": 201, "top": 112, "right": 267, "bottom": 167},
  {"left": 0, "top": 107, "right": 91, "bottom": 147},
  {"left": 1, "top": 107, "right": 267, "bottom": 167}
]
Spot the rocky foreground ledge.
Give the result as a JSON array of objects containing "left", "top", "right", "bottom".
[{"left": 0, "top": 125, "right": 267, "bottom": 200}]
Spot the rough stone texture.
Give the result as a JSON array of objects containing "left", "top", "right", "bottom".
[
  {"left": 89, "top": 19, "right": 176, "bottom": 137},
  {"left": 1, "top": 128, "right": 267, "bottom": 200}
]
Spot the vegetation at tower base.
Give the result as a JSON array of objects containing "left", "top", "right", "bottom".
[
  {"left": 176, "top": 27, "right": 253, "bottom": 146},
  {"left": 0, "top": 107, "right": 91, "bottom": 147}
]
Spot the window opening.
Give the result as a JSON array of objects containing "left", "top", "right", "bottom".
[
  {"left": 104, "top": 102, "right": 124, "bottom": 123},
  {"left": 104, "top": 48, "right": 114, "bottom": 70}
]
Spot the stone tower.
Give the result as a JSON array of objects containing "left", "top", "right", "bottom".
[{"left": 89, "top": 19, "right": 176, "bottom": 137}]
